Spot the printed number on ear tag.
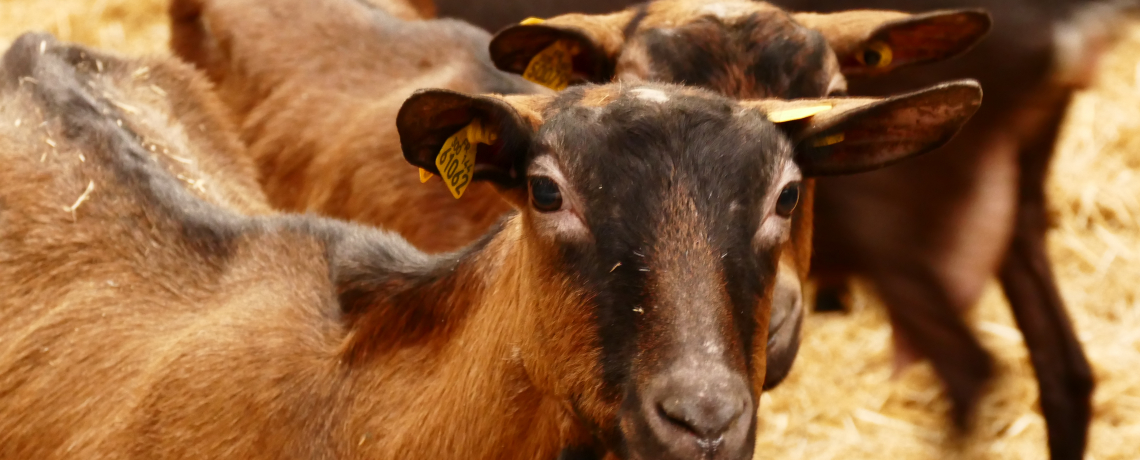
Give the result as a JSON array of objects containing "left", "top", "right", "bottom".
[
  {"left": 523, "top": 41, "right": 577, "bottom": 91},
  {"left": 436, "top": 119, "right": 498, "bottom": 199},
  {"left": 766, "top": 105, "right": 833, "bottom": 123}
]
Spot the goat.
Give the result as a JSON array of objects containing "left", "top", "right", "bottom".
[{"left": 0, "top": 33, "right": 980, "bottom": 460}]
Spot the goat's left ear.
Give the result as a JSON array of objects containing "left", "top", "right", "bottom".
[
  {"left": 397, "top": 90, "right": 547, "bottom": 198},
  {"left": 489, "top": 12, "right": 635, "bottom": 89},
  {"left": 748, "top": 79, "right": 982, "bottom": 176},
  {"left": 794, "top": 9, "right": 991, "bottom": 77}
]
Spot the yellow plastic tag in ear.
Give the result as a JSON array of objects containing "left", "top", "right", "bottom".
[
  {"left": 811, "top": 132, "right": 846, "bottom": 147},
  {"left": 520, "top": 17, "right": 546, "bottom": 25},
  {"left": 419, "top": 168, "right": 433, "bottom": 183},
  {"left": 767, "top": 104, "right": 833, "bottom": 123},
  {"left": 436, "top": 119, "right": 498, "bottom": 199},
  {"left": 522, "top": 41, "right": 578, "bottom": 91},
  {"left": 857, "top": 41, "right": 893, "bottom": 69}
]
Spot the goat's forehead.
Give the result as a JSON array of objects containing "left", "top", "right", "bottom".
[
  {"left": 535, "top": 86, "right": 789, "bottom": 196},
  {"left": 640, "top": 0, "right": 788, "bottom": 27},
  {"left": 620, "top": 2, "right": 837, "bottom": 99},
  {"left": 634, "top": 10, "right": 826, "bottom": 59},
  {"left": 545, "top": 84, "right": 724, "bottom": 115}
]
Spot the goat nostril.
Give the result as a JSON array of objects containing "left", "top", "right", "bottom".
[
  {"left": 657, "top": 394, "right": 744, "bottom": 440},
  {"left": 657, "top": 400, "right": 695, "bottom": 436}
]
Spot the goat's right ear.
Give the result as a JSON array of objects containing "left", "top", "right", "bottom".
[
  {"left": 489, "top": 12, "right": 634, "bottom": 89},
  {"left": 748, "top": 79, "right": 983, "bottom": 176},
  {"left": 397, "top": 90, "right": 545, "bottom": 198},
  {"left": 794, "top": 9, "right": 991, "bottom": 77}
]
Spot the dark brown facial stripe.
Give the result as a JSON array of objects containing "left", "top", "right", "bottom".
[{"left": 529, "top": 88, "right": 786, "bottom": 442}]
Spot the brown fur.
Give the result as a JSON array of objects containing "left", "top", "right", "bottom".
[
  {"left": 169, "top": 0, "right": 546, "bottom": 253},
  {"left": 0, "top": 34, "right": 593, "bottom": 460}
]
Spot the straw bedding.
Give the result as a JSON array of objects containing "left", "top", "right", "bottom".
[{"left": 1, "top": 0, "right": 1136, "bottom": 458}]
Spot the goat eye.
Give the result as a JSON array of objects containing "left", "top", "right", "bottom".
[
  {"left": 529, "top": 176, "right": 563, "bottom": 212},
  {"left": 857, "top": 41, "right": 893, "bottom": 69},
  {"left": 862, "top": 49, "right": 881, "bottom": 66},
  {"left": 775, "top": 182, "right": 800, "bottom": 218}
]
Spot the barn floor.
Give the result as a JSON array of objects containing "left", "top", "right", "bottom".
[{"left": 1, "top": 1, "right": 1138, "bottom": 458}]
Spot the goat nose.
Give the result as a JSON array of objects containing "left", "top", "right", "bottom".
[
  {"left": 656, "top": 382, "right": 747, "bottom": 440},
  {"left": 637, "top": 369, "right": 754, "bottom": 459}
]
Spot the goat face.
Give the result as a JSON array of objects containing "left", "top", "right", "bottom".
[{"left": 398, "top": 81, "right": 981, "bottom": 460}]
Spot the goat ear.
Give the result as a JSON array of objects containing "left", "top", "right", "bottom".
[
  {"left": 748, "top": 80, "right": 982, "bottom": 176},
  {"left": 490, "top": 12, "right": 635, "bottom": 89},
  {"left": 397, "top": 90, "right": 547, "bottom": 198},
  {"left": 794, "top": 9, "right": 991, "bottom": 77}
]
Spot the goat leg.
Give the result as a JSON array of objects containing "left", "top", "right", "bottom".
[
  {"left": 997, "top": 97, "right": 1093, "bottom": 460},
  {"left": 875, "top": 267, "right": 995, "bottom": 428}
]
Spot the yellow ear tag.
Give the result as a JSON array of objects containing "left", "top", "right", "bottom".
[
  {"left": 766, "top": 104, "right": 833, "bottom": 123},
  {"left": 520, "top": 17, "right": 546, "bottom": 25},
  {"left": 522, "top": 41, "right": 578, "bottom": 91},
  {"left": 811, "top": 132, "right": 846, "bottom": 147},
  {"left": 419, "top": 168, "right": 433, "bottom": 183},
  {"left": 435, "top": 119, "right": 498, "bottom": 199},
  {"left": 857, "top": 41, "right": 893, "bottom": 68}
]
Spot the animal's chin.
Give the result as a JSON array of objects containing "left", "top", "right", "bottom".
[
  {"left": 616, "top": 449, "right": 729, "bottom": 460},
  {"left": 611, "top": 419, "right": 756, "bottom": 460},
  {"left": 585, "top": 434, "right": 755, "bottom": 460}
]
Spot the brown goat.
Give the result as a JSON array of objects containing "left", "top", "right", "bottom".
[
  {"left": 0, "top": 33, "right": 981, "bottom": 460},
  {"left": 168, "top": 0, "right": 988, "bottom": 390}
]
